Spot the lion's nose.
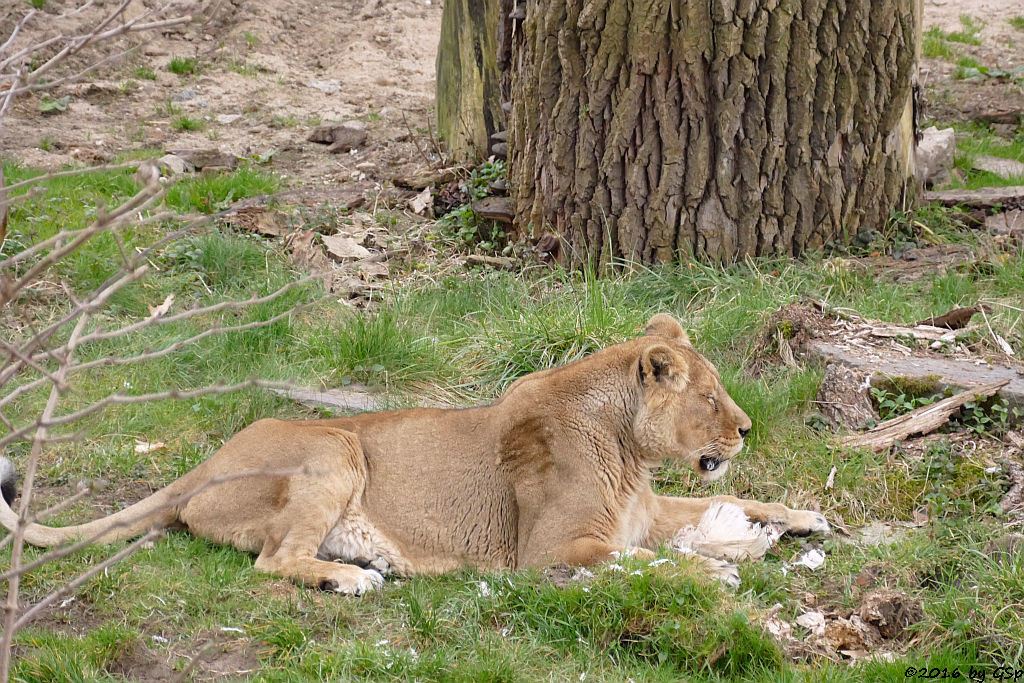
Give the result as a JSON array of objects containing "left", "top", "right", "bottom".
[{"left": 739, "top": 427, "right": 750, "bottom": 438}]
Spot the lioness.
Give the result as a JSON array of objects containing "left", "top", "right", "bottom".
[{"left": 0, "top": 314, "right": 828, "bottom": 593}]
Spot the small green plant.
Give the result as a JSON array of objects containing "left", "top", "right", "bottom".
[
  {"left": 157, "top": 98, "right": 182, "bottom": 117},
  {"left": 1010, "top": 16, "right": 1024, "bottom": 31},
  {"left": 38, "top": 95, "right": 70, "bottom": 114},
  {"left": 870, "top": 386, "right": 936, "bottom": 420},
  {"left": 270, "top": 114, "right": 298, "bottom": 128},
  {"left": 227, "top": 60, "right": 259, "bottom": 77},
  {"left": 168, "top": 56, "right": 200, "bottom": 76},
  {"left": 913, "top": 441, "right": 1008, "bottom": 518},
  {"left": 37, "top": 136, "right": 56, "bottom": 151},
  {"left": 950, "top": 396, "right": 1020, "bottom": 437},
  {"left": 922, "top": 28, "right": 955, "bottom": 59},
  {"left": 954, "top": 56, "right": 982, "bottom": 79},
  {"left": 437, "top": 160, "right": 509, "bottom": 253},
  {"left": 947, "top": 15, "right": 984, "bottom": 44},
  {"left": 244, "top": 31, "right": 260, "bottom": 48},
  {"left": 26, "top": 0, "right": 46, "bottom": 9},
  {"left": 171, "top": 115, "right": 204, "bottom": 132},
  {"left": 363, "top": 111, "right": 381, "bottom": 123},
  {"left": 133, "top": 64, "right": 157, "bottom": 80}
]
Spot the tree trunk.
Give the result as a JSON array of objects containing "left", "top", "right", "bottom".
[
  {"left": 435, "top": 0, "right": 505, "bottom": 160},
  {"left": 503, "top": 0, "right": 922, "bottom": 266}
]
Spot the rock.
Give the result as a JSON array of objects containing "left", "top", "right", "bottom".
[
  {"left": 173, "top": 88, "right": 197, "bottom": 102},
  {"left": 985, "top": 209, "right": 1023, "bottom": 237},
  {"left": 307, "top": 122, "right": 368, "bottom": 153},
  {"left": 323, "top": 235, "right": 371, "bottom": 261},
  {"left": 215, "top": 114, "right": 243, "bottom": 125},
  {"left": 307, "top": 80, "right": 341, "bottom": 94},
  {"left": 914, "top": 126, "right": 955, "bottom": 188},
  {"left": 157, "top": 153, "right": 194, "bottom": 175},
  {"left": 164, "top": 148, "right": 239, "bottom": 171},
  {"left": 972, "top": 155, "right": 1024, "bottom": 180}
]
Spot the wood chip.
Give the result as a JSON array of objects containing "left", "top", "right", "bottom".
[{"left": 915, "top": 305, "right": 989, "bottom": 330}]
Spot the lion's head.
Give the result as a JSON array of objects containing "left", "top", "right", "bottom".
[{"left": 633, "top": 314, "right": 752, "bottom": 482}]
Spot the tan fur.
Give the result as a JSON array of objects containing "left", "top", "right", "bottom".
[{"left": 0, "top": 314, "right": 828, "bottom": 593}]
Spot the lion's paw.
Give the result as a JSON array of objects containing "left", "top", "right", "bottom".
[
  {"left": 787, "top": 510, "right": 831, "bottom": 537},
  {"left": 322, "top": 567, "right": 385, "bottom": 596}
]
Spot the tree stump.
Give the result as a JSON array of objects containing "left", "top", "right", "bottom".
[{"left": 435, "top": 0, "right": 504, "bottom": 160}]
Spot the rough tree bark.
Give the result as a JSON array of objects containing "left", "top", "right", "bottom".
[
  {"left": 498, "top": 0, "right": 921, "bottom": 266},
  {"left": 435, "top": 0, "right": 504, "bottom": 160}
]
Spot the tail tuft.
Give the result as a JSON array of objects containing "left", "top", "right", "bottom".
[{"left": 0, "top": 457, "right": 18, "bottom": 507}]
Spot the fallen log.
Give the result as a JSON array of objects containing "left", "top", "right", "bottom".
[
  {"left": 916, "top": 305, "right": 989, "bottom": 330},
  {"left": 842, "top": 380, "right": 1008, "bottom": 452},
  {"left": 923, "top": 186, "right": 1024, "bottom": 211}
]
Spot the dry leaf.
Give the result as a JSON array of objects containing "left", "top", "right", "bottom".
[
  {"left": 134, "top": 440, "right": 166, "bottom": 455},
  {"left": 148, "top": 294, "right": 174, "bottom": 318},
  {"left": 410, "top": 187, "right": 433, "bottom": 215}
]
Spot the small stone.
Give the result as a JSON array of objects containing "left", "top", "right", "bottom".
[
  {"left": 215, "top": 114, "right": 243, "bottom": 125},
  {"left": 157, "top": 154, "right": 194, "bottom": 175},
  {"left": 308, "top": 121, "right": 368, "bottom": 153},
  {"left": 173, "top": 88, "right": 197, "bottom": 102},
  {"left": 972, "top": 155, "right": 1024, "bottom": 180},
  {"left": 915, "top": 126, "right": 955, "bottom": 188},
  {"left": 164, "top": 148, "right": 238, "bottom": 171},
  {"left": 308, "top": 80, "right": 341, "bottom": 94}
]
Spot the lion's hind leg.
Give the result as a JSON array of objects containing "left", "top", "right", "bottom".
[{"left": 180, "top": 422, "right": 383, "bottom": 595}]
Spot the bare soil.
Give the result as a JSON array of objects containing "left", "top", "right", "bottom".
[
  {"left": 920, "top": 0, "right": 1024, "bottom": 124},
  {"left": 0, "top": 0, "right": 443, "bottom": 193}
]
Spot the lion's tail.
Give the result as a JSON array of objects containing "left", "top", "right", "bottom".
[{"left": 0, "top": 455, "right": 185, "bottom": 547}]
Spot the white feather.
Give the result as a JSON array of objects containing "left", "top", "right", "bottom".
[{"left": 672, "top": 502, "right": 782, "bottom": 562}]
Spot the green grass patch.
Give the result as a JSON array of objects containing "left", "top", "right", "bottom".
[
  {"left": 3, "top": 160, "right": 1024, "bottom": 679},
  {"left": 1010, "top": 16, "right": 1024, "bottom": 31},
  {"left": 168, "top": 56, "right": 200, "bottom": 76},
  {"left": 171, "top": 114, "right": 204, "bottom": 132}
]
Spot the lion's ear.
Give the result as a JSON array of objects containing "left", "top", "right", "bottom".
[
  {"left": 639, "top": 344, "right": 689, "bottom": 387},
  {"left": 644, "top": 313, "right": 691, "bottom": 346}
]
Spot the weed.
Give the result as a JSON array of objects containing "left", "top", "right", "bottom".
[
  {"left": 168, "top": 56, "right": 200, "bottom": 76},
  {"left": 26, "top": 0, "right": 46, "bottom": 8},
  {"left": 133, "top": 64, "right": 157, "bottom": 80},
  {"left": 437, "top": 160, "right": 508, "bottom": 253},
  {"left": 157, "top": 98, "right": 182, "bottom": 117},
  {"left": 37, "top": 136, "right": 56, "bottom": 151},
  {"left": 244, "top": 31, "right": 259, "bottom": 48},
  {"left": 171, "top": 115, "right": 204, "bottom": 132},
  {"left": 947, "top": 14, "right": 984, "bottom": 44},
  {"left": 870, "top": 386, "right": 935, "bottom": 420},
  {"left": 227, "top": 59, "right": 259, "bottom": 77},
  {"left": 922, "top": 28, "right": 955, "bottom": 60},
  {"left": 164, "top": 167, "right": 280, "bottom": 214},
  {"left": 1010, "top": 16, "right": 1024, "bottom": 31},
  {"left": 271, "top": 114, "right": 299, "bottom": 128},
  {"left": 912, "top": 441, "right": 1008, "bottom": 518},
  {"left": 38, "top": 95, "right": 70, "bottom": 114}
]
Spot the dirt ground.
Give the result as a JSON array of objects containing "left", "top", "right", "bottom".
[
  {"left": 0, "top": 0, "right": 443, "bottom": 193},
  {"left": 920, "top": 0, "right": 1024, "bottom": 123},
  {"left": 2, "top": 0, "right": 1021, "bottom": 208}
]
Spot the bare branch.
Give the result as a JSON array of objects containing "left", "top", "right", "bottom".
[
  {"left": 0, "top": 379, "right": 298, "bottom": 450},
  {"left": 13, "top": 530, "right": 164, "bottom": 632}
]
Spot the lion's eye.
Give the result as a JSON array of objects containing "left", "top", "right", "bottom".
[{"left": 707, "top": 395, "right": 718, "bottom": 412}]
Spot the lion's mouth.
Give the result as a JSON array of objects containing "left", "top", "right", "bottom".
[{"left": 699, "top": 455, "right": 723, "bottom": 472}]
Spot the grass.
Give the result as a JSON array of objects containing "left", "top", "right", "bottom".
[
  {"left": 1010, "top": 16, "right": 1024, "bottom": 32},
  {"left": 171, "top": 114, "right": 204, "bottom": 132},
  {"left": 168, "top": 56, "right": 200, "bottom": 76},
  {"left": 947, "top": 122, "right": 1024, "bottom": 189},
  {"left": 132, "top": 64, "right": 157, "bottom": 81},
  {"left": 2, "top": 163, "right": 1024, "bottom": 678}
]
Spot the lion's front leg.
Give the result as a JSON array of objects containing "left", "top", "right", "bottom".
[{"left": 642, "top": 494, "right": 830, "bottom": 548}]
